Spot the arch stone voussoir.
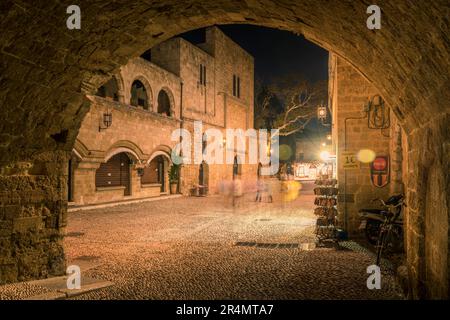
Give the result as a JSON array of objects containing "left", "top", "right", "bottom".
[{"left": 0, "top": 0, "right": 448, "bottom": 297}]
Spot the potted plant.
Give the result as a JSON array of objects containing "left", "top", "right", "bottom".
[{"left": 168, "top": 163, "right": 180, "bottom": 194}]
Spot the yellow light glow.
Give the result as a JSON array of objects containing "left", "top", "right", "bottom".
[
  {"left": 322, "top": 142, "right": 326, "bottom": 147},
  {"left": 357, "top": 149, "right": 376, "bottom": 163},
  {"left": 320, "top": 151, "right": 330, "bottom": 161},
  {"left": 327, "top": 134, "right": 332, "bottom": 140}
]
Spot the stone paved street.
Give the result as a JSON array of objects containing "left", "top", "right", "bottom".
[{"left": 64, "top": 181, "right": 404, "bottom": 300}]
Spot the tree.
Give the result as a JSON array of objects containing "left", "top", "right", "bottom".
[
  {"left": 254, "top": 80, "right": 283, "bottom": 130},
  {"left": 255, "top": 75, "right": 327, "bottom": 136}
]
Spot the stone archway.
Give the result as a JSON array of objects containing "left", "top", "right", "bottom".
[{"left": 0, "top": 1, "right": 448, "bottom": 298}]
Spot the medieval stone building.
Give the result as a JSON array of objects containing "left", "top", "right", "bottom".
[{"left": 70, "top": 26, "right": 257, "bottom": 206}]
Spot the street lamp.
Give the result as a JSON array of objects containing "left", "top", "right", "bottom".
[
  {"left": 317, "top": 105, "right": 327, "bottom": 120},
  {"left": 317, "top": 102, "right": 331, "bottom": 127}
]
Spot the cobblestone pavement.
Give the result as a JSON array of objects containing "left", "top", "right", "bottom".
[{"left": 65, "top": 182, "right": 404, "bottom": 300}]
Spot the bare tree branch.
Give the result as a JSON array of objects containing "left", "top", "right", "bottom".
[{"left": 254, "top": 76, "right": 327, "bottom": 135}]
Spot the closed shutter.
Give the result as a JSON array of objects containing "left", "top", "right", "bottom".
[{"left": 96, "top": 153, "right": 131, "bottom": 195}]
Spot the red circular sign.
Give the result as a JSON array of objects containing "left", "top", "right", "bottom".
[{"left": 373, "top": 157, "right": 387, "bottom": 170}]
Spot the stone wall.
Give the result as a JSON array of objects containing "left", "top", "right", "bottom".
[
  {"left": 330, "top": 54, "right": 393, "bottom": 232},
  {"left": 330, "top": 52, "right": 449, "bottom": 299},
  {"left": 405, "top": 113, "right": 449, "bottom": 299},
  {"left": 179, "top": 119, "right": 258, "bottom": 196},
  {"left": 0, "top": 152, "right": 67, "bottom": 283}
]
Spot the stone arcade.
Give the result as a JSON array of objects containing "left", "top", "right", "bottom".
[{"left": 69, "top": 26, "right": 258, "bottom": 206}]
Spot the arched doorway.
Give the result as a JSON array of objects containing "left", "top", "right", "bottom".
[
  {"left": 199, "top": 161, "right": 209, "bottom": 195},
  {"left": 95, "top": 152, "right": 132, "bottom": 196},
  {"left": 142, "top": 155, "right": 169, "bottom": 193}
]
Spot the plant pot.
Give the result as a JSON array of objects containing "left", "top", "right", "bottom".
[{"left": 170, "top": 183, "right": 178, "bottom": 194}]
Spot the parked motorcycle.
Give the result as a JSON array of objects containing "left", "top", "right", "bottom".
[{"left": 358, "top": 194, "right": 404, "bottom": 247}]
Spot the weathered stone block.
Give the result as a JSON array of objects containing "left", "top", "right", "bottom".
[
  {"left": 3, "top": 205, "right": 21, "bottom": 220},
  {"left": 12, "top": 216, "right": 43, "bottom": 233}
]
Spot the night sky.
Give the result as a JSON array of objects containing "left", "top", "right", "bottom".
[
  {"left": 179, "top": 24, "right": 331, "bottom": 157},
  {"left": 180, "top": 24, "right": 329, "bottom": 84}
]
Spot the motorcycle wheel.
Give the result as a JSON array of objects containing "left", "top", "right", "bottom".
[
  {"left": 376, "top": 229, "right": 387, "bottom": 266},
  {"left": 365, "top": 220, "right": 381, "bottom": 245}
]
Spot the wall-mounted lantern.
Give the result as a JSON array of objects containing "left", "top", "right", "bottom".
[
  {"left": 317, "top": 105, "right": 327, "bottom": 120},
  {"left": 317, "top": 102, "right": 331, "bottom": 127},
  {"left": 367, "top": 95, "right": 390, "bottom": 129},
  {"left": 99, "top": 111, "right": 112, "bottom": 132}
]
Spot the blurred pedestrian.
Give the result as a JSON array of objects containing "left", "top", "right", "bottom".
[
  {"left": 232, "top": 177, "right": 243, "bottom": 208},
  {"left": 265, "top": 179, "right": 273, "bottom": 203},
  {"left": 255, "top": 178, "right": 264, "bottom": 202}
]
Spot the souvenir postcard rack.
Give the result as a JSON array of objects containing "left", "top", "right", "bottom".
[{"left": 314, "top": 177, "right": 338, "bottom": 243}]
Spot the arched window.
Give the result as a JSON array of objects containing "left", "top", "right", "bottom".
[
  {"left": 157, "top": 90, "right": 171, "bottom": 116},
  {"left": 131, "top": 80, "right": 149, "bottom": 109},
  {"left": 96, "top": 77, "right": 119, "bottom": 101}
]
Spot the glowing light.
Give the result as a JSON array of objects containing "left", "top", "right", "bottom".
[
  {"left": 279, "top": 144, "right": 292, "bottom": 161},
  {"left": 317, "top": 107, "right": 327, "bottom": 120},
  {"left": 327, "top": 134, "right": 332, "bottom": 140},
  {"left": 320, "top": 151, "right": 330, "bottom": 161},
  {"left": 357, "top": 149, "right": 376, "bottom": 163},
  {"left": 322, "top": 142, "right": 326, "bottom": 147}
]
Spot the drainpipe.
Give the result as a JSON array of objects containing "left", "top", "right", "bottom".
[
  {"left": 179, "top": 81, "right": 184, "bottom": 194},
  {"left": 180, "top": 81, "right": 183, "bottom": 123},
  {"left": 343, "top": 113, "right": 367, "bottom": 232}
]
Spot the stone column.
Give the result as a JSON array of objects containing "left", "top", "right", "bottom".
[{"left": 0, "top": 151, "right": 68, "bottom": 284}]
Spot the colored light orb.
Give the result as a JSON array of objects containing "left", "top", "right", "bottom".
[
  {"left": 357, "top": 149, "right": 376, "bottom": 163},
  {"left": 279, "top": 144, "right": 292, "bottom": 161}
]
